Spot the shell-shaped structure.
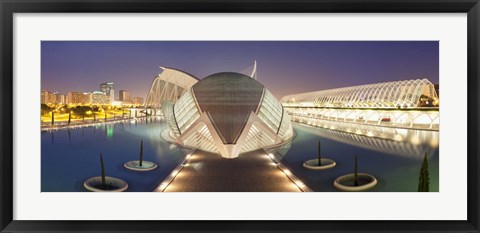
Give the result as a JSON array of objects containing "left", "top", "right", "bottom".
[{"left": 163, "top": 72, "right": 293, "bottom": 159}]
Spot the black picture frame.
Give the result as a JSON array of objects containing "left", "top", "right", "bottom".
[{"left": 1, "top": 0, "right": 479, "bottom": 232}]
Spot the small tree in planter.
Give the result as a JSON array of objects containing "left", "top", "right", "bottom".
[
  {"left": 84, "top": 153, "right": 129, "bottom": 192},
  {"left": 100, "top": 153, "right": 106, "bottom": 189},
  {"left": 303, "top": 140, "right": 336, "bottom": 170},
  {"left": 317, "top": 141, "right": 322, "bottom": 166},
  {"left": 418, "top": 153, "right": 430, "bottom": 192},
  {"left": 124, "top": 139, "right": 157, "bottom": 171},
  {"left": 139, "top": 139, "right": 143, "bottom": 167},
  {"left": 354, "top": 155, "right": 359, "bottom": 186}
]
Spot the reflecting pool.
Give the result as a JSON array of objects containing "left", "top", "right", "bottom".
[
  {"left": 275, "top": 121, "right": 439, "bottom": 192},
  {"left": 41, "top": 117, "right": 191, "bottom": 192},
  {"left": 42, "top": 117, "right": 439, "bottom": 192}
]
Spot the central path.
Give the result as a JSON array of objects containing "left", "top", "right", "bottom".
[{"left": 164, "top": 150, "right": 301, "bottom": 192}]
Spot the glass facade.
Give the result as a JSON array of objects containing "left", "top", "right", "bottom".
[
  {"left": 162, "top": 101, "right": 181, "bottom": 137},
  {"left": 182, "top": 123, "right": 219, "bottom": 153},
  {"left": 257, "top": 90, "right": 283, "bottom": 133},
  {"left": 240, "top": 123, "right": 276, "bottom": 153},
  {"left": 174, "top": 90, "right": 200, "bottom": 134}
]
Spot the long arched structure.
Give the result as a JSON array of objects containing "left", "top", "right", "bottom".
[
  {"left": 145, "top": 67, "right": 199, "bottom": 109},
  {"left": 280, "top": 79, "right": 439, "bottom": 131},
  {"left": 281, "top": 79, "right": 438, "bottom": 108}
]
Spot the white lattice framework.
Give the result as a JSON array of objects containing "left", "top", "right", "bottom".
[
  {"left": 281, "top": 79, "right": 438, "bottom": 108},
  {"left": 145, "top": 67, "right": 199, "bottom": 108}
]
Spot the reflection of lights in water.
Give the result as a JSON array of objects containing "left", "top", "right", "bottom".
[
  {"left": 410, "top": 135, "right": 421, "bottom": 145},
  {"left": 395, "top": 128, "right": 409, "bottom": 137},
  {"left": 295, "top": 180, "right": 305, "bottom": 188},
  {"left": 295, "top": 119, "right": 439, "bottom": 159},
  {"left": 107, "top": 126, "right": 113, "bottom": 138},
  {"left": 171, "top": 169, "right": 179, "bottom": 177},
  {"left": 393, "top": 134, "right": 403, "bottom": 141}
]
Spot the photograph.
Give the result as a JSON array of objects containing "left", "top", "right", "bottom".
[{"left": 40, "top": 41, "right": 439, "bottom": 192}]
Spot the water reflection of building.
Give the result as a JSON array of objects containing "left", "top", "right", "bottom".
[{"left": 296, "top": 120, "right": 438, "bottom": 160}]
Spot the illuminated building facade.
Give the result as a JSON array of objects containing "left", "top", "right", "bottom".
[
  {"left": 281, "top": 79, "right": 438, "bottom": 108},
  {"left": 66, "top": 92, "right": 88, "bottom": 105},
  {"left": 163, "top": 72, "right": 293, "bottom": 159},
  {"left": 91, "top": 91, "right": 110, "bottom": 105},
  {"left": 281, "top": 79, "right": 439, "bottom": 130},
  {"left": 132, "top": 97, "right": 144, "bottom": 106},
  {"left": 100, "top": 82, "right": 115, "bottom": 103},
  {"left": 119, "top": 90, "right": 130, "bottom": 101},
  {"left": 41, "top": 90, "right": 65, "bottom": 104},
  {"left": 145, "top": 67, "right": 199, "bottom": 109}
]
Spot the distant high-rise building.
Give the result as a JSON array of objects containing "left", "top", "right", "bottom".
[
  {"left": 100, "top": 82, "right": 114, "bottom": 103},
  {"left": 119, "top": 90, "right": 130, "bottom": 101},
  {"left": 41, "top": 90, "right": 53, "bottom": 104},
  {"left": 91, "top": 91, "right": 110, "bottom": 105},
  {"left": 54, "top": 93, "right": 65, "bottom": 104},
  {"left": 67, "top": 92, "right": 88, "bottom": 105},
  {"left": 132, "top": 97, "right": 144, "bottom": 106},
  {"left": 41, "top": 90, "right": 62, "bottom": 104}
]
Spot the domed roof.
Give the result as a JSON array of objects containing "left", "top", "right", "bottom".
[{"left": 192, "top": 72, "right": 264, "bottom": 144}]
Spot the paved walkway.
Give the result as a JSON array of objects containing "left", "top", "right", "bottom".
[{"left": 164, "top": 150, "right": 301, "bottom": 192}]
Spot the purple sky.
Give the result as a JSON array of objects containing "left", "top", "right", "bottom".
[{"left": 41, "top": 41, "right": 438, "bottom": 99}]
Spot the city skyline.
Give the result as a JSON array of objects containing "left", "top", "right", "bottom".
[
  {"left": 41, "top": 82, "right": 144, "bottom": 105},
  {"left": 41, "top": 41, "right": 439, "bottom": 99}
]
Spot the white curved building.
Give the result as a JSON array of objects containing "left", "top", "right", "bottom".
[
  {"left": 145, "top": 67, "right": 199, "bottom": 109},
  {"left": 163, "top": 72, "right": 294, "bottom": 159},
  {"left": 280, "top": 79, "right": 439, "bottom": 130},
  {"left": 281, "top": 79, "right": 438, "bottom": 108}
]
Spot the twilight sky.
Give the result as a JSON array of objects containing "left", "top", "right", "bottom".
[{"left": 41, "top": 41, "right": 439, "bottom": 99}]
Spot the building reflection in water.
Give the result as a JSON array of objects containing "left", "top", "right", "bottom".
[{"left": 268, "top": 119, "right": 439, "bottom": 161}]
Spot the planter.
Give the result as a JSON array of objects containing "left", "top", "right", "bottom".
[
  {"left": 303, "top": 158, "right": 336, "bottom": 170},
  {"left": 124, "top": 160, "right": 158, "bottom": 171},
  {"left": 84, "top": 176, "right": 128, "bottom": 192},
  {"left": 333, "top": 173, "right": 377, "bottom": 191}
]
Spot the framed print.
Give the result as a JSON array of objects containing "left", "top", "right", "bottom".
[{"left": 1, "top": 0, "right": 479, "bottom": 232}]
